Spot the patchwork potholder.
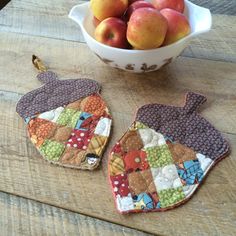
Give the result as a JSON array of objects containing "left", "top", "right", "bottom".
[
  {"left": 16, "top": 55, "right": 112, "bottom": 170},
  {"left": 108, "top": 92, "right": 230, "bottom": 213}
]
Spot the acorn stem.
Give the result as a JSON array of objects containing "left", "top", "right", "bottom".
[{"left": 32, "top": 55, "right": 47, "bottom": 72}]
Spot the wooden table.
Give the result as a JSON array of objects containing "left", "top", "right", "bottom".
[{"left": 0, "top": 0, "right": 235, "bottom": 235}]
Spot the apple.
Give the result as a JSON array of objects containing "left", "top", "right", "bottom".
[
  {"left": 151, "top": 0, "right": 185, "bottom": 13},
  {"left": 128, "top": 0, "right": 140, "bottom": 5},
  {"left": 93, "top": 16, "right": 101, "bottom": 27},
  {"left": 124, "top": 1, "right": 155, "bottom": 21},
  {"left": 95, "top": 17, "right": 129, "bottom": 49},
  {"left": 160, "top": 8, "right": 191, "bottom": 45},
  {"left": 91, "top": 0, "right": 128, "bottom": 21},
  {"left": 127, "top": 8, "right": 168, "bottom": 49}
]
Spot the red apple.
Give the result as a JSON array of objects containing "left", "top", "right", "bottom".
[
  {"left": 91, "top": 0, "right": 128, "bottom": 21},
  {"left": 151, "top": 0, "right": 185, "bottom": 13},
  {"left": 127, "top": 8, "right": 168, "bottom": 49},
  {"left": 95, "top": 17, "right": 129, "bottom": 49},
  {"left": 128, "top": 0, "right": 141, "bottom": 5},
  {"left": 160, "top": 8, "right": 191, "bottom": 45},
  {"left": 124, "top": 1, "right": 155, "bottom": 21},
  {"left": 93, "top": 16, "right": 101, "bottom": 27}
]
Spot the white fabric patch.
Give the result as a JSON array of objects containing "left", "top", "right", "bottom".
[
  {"left": 183, "top": 184, "right": 198, "bottom": 198},
  {"left": 94, "top": 117, "right": 112, "bottom": 137},
  {"left": 38, "top": 107, "right": 64, "bottom": 122},
  {"left": 138, "top": 128, "right": 166, "bottom": 148},
  {"left": 151, "top": 164, "right": 183, "bottom": 191},
  {"left": 116, "top": 193, "right": 134, "bottom": 212},
  {"left": 196, "top": 153, "right": 213, "bottom": 172}
]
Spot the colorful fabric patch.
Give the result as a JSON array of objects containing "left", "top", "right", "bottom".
[
  {"left": 56, "top": 108, "right": 79, "bottom": 128},
  {"left": 176, "top": 160, "right": 204, "bottom": 185},
  {"left": 81, "top": 94, "right": 107, "bottom": 116},
  {"left": 151, "top": 165, "right": 182, "bottom": 191},
  {"left": 39, "top": 140, "right": 65, "bottom": 161},
  {"left": 167, "top": 142, "right": 197, "bottom": 164},
  {"left": 116, "top": 194, "right": 134, "bottom": 212},
  {"left": 66, "top": 129, "right": 92, "bottom": 150},
  {"left": 38, "top": 107, "right": 64, "bottom": 123},
  {"left": 124, "top": 150, "right": 149, "bottom": 172},
  {"left": 75, "top": 112, "right": 93, "bottom": 130},
  {"left": 94, "top": 117, "right": 112, "bottom": 137},
  {"left": 109, "top": 153, "right": 125, "bottom": 176},
  {"left": 158, "top": 187, "right": 185, "bottom": 208},
  {"left": 196, "top": 153, "right": 213, "bottom": 171},
  {"left": 120, "top": 130, "right": 144, "bottom": 153},
  {"left": 128, "top": 169, "right": 156, "bottom": 195},
  {"left": 134, "top": 121, "right": 148, "bottom": 130},
  {"left": 138, "top": 128, "right": 166, "bottom": 148},
  {"left": 87, "top": 134, "right": 107, "bottom": 156},
  {"left": 28, "top": 118, "right": 57, "bottom": 147},
  {"left": 133, "top": 193, "right": 154, "bottom": 210},
  {"left": 60, "top": 147, "right": 85, "bottom": 165},
  {"left": 111, "top": 174, "right": 130, "bottom": 197},
  {"left": 146, "top": 145, "right": 173, "bottom": 168}
]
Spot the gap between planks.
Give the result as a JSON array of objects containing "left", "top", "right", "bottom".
[{"left": 0, "top": 190, "right": 152, "bottom": 236}]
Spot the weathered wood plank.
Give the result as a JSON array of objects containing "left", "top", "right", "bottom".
[
  {"left": 191, "top": 0, "right": 236, "bottom": 15},
  {"left": 0, "top": 1, "right": 235, "bottom": 62},
  {"left": 0, "top": 32, "right": 235, "bottom": 134},
  {"left": 0, "top": 32, "right": 236, "bottom": 235},
  {"left": 0, "top": 191, "right": 150, "bottom": 236}
]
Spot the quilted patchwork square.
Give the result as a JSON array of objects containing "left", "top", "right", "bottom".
[
  {"left": 66, "top": 129, "right": 92, "bottom": 150},
  {"left": 120, "top": 130, "right": 144, "bottom": 153},
  {"left": 176, "top": 159, "right": 204, "bottom": 185},
  {"left": 60, "top": 147, "right": 86, "bottom": 166},
  {"left": 50, "top": 126, "right": 73, "bottom": 142},
  {"left": 66, "top": 99, "right": 82, "bottom": 110},
  {"left": 56, "top": 108, "right": 80, "bottom": 128},
  {"left": 128, "top": 169, "right": 156, "bottom": 195},
  {"left": 75, "top": 112, "right": 93, "bottom": 130},
  {"left": 196, "top": 153, "right": 213, "bottom": 171},
  {"left": 146, "top": 144, "right": 173, "bottom": 168},
  {"left": 28, "top": 118, "right": 57, "bottom": 147},
  {"left": 109, "top": 153, "right": 125, "bottom": 176},
  {"left": 110, "top": 174, "right": 130, "bottom": 197},
  {"left": 124, "top": 150, "right": 149, "bottom": 173},
  {"left": 94, "top": 117, "right": 112, "bottom": 137},
  {"left": 116, "top": 193, "right": 134, "bottom": 212},
  {"left": 158, "top": 187, "right": 185, "bottom": 208},
  {"left": 38, "top": 107, "right": 64, "bottom": 123},
  {"left": 134, "top": 121, "right": 148, "bottom": 130},
  {"left": 86, "top": 134, "right": 107, "bottom": 156},
  {"left": 133, "top": 192, "right": 155, "bottom": 210},
  {"left": 151, "top": 165, "right": 182, "bottom": 192},
  {"left": 138, "top": 128, "right": 166, "bottom": 148},
  {"left": 167, "top": 142, "right": 197, "bottom": 164},
  {"left": 39, "top": 140, "right": 65, "bottom": 161},
  {"left": 81, "top": 94, "right": 106, "bottom": 117}
]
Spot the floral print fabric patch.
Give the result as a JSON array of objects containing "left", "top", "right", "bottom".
[{"left": 108, "top": 92, "right": 230, "bottom": 213}]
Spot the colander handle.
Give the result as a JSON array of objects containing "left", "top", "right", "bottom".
[{"left": 183, "top": 92, "right": 207, "bottom": 113}]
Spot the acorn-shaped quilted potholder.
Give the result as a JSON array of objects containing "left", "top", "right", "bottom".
[
  {"left": 108, "top": 92, "right": 230, "bottom": 213},
  {"left": 16, "top": 56, "right": 112, "bottom": 170}
]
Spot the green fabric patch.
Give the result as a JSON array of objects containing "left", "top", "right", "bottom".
[
  {"left": 57, "top": 108, "right": 80, "bottom": 128},
  {"left": 146, "top": 144, "right": 173, "bottom": 168},
  {"left": 68, "top": 110, "right": 82, "bottom": 128},
  {"left": 158, "top": 187, "right": 185, "bottom": 208},
  {"left": 39, "top": 140, "right": 65, "bottom": 161},
  {"left": 135, "top": 121, "right": 148, "bottom": 129}
]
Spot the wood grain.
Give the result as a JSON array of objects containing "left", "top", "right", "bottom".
[
  {"left": 0, "top": 32, "right": 235, "bottom": 134},
  {"left": 0, "top": 191, "right": 150, "bottom": 236},
  {"left": 0, "top": 1, "right": 235, "bottom": 62},
  {"left": 0, "top": 31, "right": 236, "bottom": 235}
]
